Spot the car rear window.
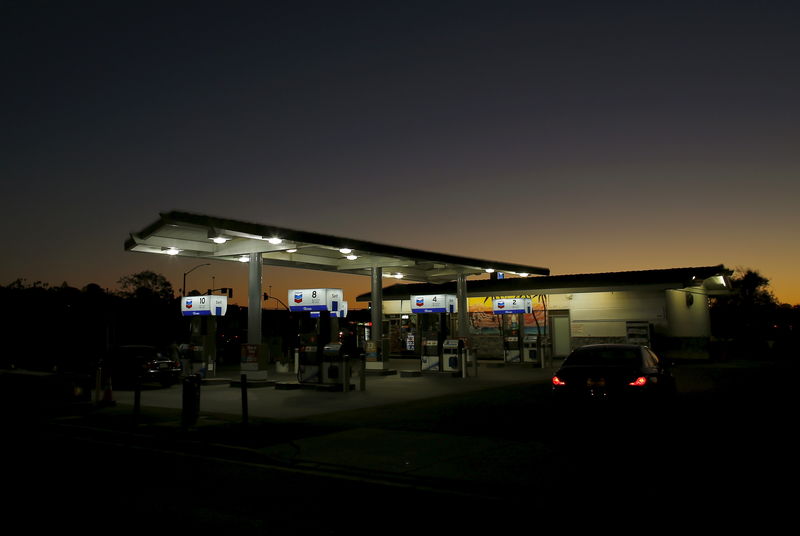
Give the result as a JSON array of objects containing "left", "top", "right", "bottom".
[
  {"left": 563, "top": 347, "right": 641, "bottom": 367},
  {"left": 119, "top": 347, "right": 158, "bottom": 360}
]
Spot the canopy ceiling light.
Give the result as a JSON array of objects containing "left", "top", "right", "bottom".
[{"left": 207, "top": 229, "right": 232, "bottom": 244}]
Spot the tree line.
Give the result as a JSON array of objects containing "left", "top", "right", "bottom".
[
  {"left": 1, "top": 268, "right": 797, "bottom": 372},
  {"left": 0, "top": 272, "right": 184, "bottom": 372},
  {"left": 710, "top": 269, "right": 800, "bottom": 360},
  {"left": 0, "top": 271, "right": 307, "bottom": 373}
]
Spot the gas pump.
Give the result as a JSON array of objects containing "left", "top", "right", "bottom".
[
  {"left": 413, "top": 294, "right": 457, "bottom": 374},
  {"left": 290, "top": 288, "right": 345, "bottom": 385},
  {"left": 522, "top": 335, "right": 537, "bottom": 364},
  {"left": 297, "top": 344, "right": 321, "bottom": 383},
  {"left": 442, "top": 339, "right": 461, "bottom": 372},
  {"left": 504, "top": 335, "right": 521, "bottom": 363},
  {"left": 322, "top": 342, "right": 343, "bottom": 384},
  {"left": 421, "top": 339, "right": 440, "bottom": 371},
  {"left": 181, "top": 295, "right": 228, "bottom": 377},
  {"left": 296, "top": 316, "right": 327, "bottom": 384},
  {"left": 492, "top": 298, "right": 532, "bottom": 365}
]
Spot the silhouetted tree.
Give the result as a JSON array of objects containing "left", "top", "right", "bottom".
[
  {"left": 0, "top": 279, "right": 113, "bottom": 371},
  {"left": 1, "top": 273, "right": 193, "bottom": 371},
  {"left": 114, "top": 270, "right": 181, "bottom": 348},
  {"left": 117, "top": 270, "right": 175, "bottom": 301},
  {"left": 710, "top": 269, "right": 781, "bottom": 360}
]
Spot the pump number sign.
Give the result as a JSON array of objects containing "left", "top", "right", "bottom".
[
  {"left": 412, "top": 294, "right": 457, "bottom": 314},
  {"left": 492, "top": 297, "right": 532, "bottom": 315},
  {"left": 181, "top": 295, "right": 228, "bottom": 316},
  {"left": 289, "top": 288, "right": 343, "bottom": 312}
]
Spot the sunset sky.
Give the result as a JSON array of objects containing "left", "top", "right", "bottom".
[{"left": 3, "top": 1, "right": 798, "bottom": 306}]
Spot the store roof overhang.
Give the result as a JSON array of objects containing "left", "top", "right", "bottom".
[
  {"left": 125, "top": 211, "right": 550, "bottom": 283},
  {"left": 356, "top": 265, "right": 733, "bottom": 301}
]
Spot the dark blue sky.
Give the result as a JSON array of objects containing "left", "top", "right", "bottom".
[{"left": 3, "top": 1, "right": 799, "bottom": 304}]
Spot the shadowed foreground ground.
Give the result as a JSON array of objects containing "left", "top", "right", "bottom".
[{"left": 3, "top": 359, "right": 795, "bottom": 531}]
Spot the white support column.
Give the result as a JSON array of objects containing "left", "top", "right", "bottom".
[
  {"left": 244, "top": 252, "right": 268, "bottom": 380},
  {"left": 247, "top": 252, "right": 262, "bottom": 345},
  {"left": 367, "top": 266, "right": 386, "bottom": 370},
  {"left": 457, "top": 273, "right": 468, "bottom": 339},
  {"left": 457, "top": 273, "right": 470, "bottom": 377}
]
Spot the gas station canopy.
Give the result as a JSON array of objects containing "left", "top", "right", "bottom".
[{"left": 125, "top": 211, "right": 550, "bottom": 282}]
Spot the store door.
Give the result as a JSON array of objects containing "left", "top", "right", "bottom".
[{"left": 549, "top": 311, "right": 571, "bottom": 357}]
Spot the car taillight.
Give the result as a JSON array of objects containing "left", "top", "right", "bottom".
[
  {"left": 552, "top": 376, "right": 566, "bottom": 386},
  {"left": 628, "top": 376, "right": 648, "bottom": 387}
]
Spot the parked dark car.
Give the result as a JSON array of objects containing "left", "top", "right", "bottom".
[
  {"left": 106, "top": 345, "right": 182, "bottom": 388},
  {"left": 552, "top": 344, "right": 676, "bottom": 403},
  {"left": 0, "top": 369, "right": 93, "bottom": 415}
]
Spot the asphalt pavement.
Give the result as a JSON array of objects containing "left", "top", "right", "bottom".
[
  {"left": 57, "top": 358, "right": 565, "bottom": 502},
  {"left": 6, "top": 357, "right": 797, "bottom": 531}
]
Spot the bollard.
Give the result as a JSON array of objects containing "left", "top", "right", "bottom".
[
  {"left": 359, "top": 354, "right": 366, "bottom": 391},
  {"left": 240, "top": 373, "right": 249, "bottom": 427},
  {"left": 94, "top": 368, "right": 102, "bottom": 404},
  {"left": 133, "top": 377, "right": 142, "bottom": 422},
  {"left": 181, "top": 373, "right": 201, "bottom": 428}
]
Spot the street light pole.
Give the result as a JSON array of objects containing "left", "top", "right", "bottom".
[{"left": 183, "top": 263, "right": 211, "bottom": 297}]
